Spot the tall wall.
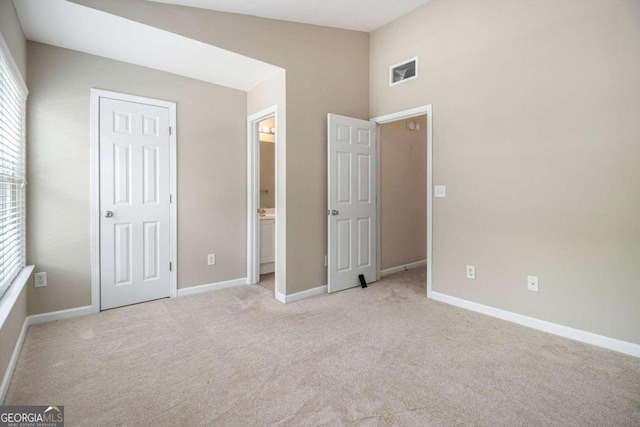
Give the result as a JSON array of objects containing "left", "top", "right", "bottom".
[
  {"left": 371, "top": 0, "right": 640, "bottom": 343},
  {"left": 27, "top": 42, "right": 247, "bottom": 314},
  {"left": 380, "top": 116, "right": 427, "bottom": 270},
  {"left": 70, "top": 0, "right": 371, "bottom": 294}
]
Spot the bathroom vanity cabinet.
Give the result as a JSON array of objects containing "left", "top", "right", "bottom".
[{"left": 260, "top": 218, "right": 275, "bottom": 273}]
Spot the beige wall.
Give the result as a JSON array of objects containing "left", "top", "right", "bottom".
[
  {"left": 260, "top": 141, "right": 276, "bottom": 208},
  {"left": 371, "top": 0, "right": 640, "bottom": 344},
  {"left": 27, "top": 42, "right": 247, "bottom": 314},
  {"left": 71, "top": 0, "right": 370, "bottom": 294},
  {"left": 380, "top": 116, "right": 427, "bottom": 270},
  {"left": 0, "top": 0, "right": 26, "bottom": 80}
]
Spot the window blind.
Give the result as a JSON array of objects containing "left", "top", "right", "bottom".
[{"left": 0, "top": 48, "right": 26, "bottom": 300}]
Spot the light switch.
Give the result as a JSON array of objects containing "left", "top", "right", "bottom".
[{"left": 435, "top": 185, "right": 446, "bottom": 198}]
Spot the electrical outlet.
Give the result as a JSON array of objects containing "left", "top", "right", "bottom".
[
  {"left": 466, "top": 265, "right": 475, "bottom": 280},
  {"left": 527, "top": 275, "right": 539, "bottom": 292},
  {"left": 35, "top": 272, "right": 47, "bottom": 288},
  {"left": 207, "top": 254, "right": 216, "bottom": 266}
]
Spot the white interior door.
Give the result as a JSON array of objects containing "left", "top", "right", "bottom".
[
  {"left": 328, "top": 114, "right": 377, "bottom": 293},
  {"left": 100, "top": 97, "right": 171, "bottom": 310}
]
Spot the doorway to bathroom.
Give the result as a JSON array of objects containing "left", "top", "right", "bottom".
[{"left": 247, "top": 106, "right": 278, "bottom": 297}]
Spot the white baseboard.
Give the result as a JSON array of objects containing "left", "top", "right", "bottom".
[
  {"left": 431, "top": 291, "right": 640, "bottom": 358},
  {"left": 276, "top": 284, "right": 328, "bottom": 304},
  {"left": 260, "top": 262, "right": 275, "bottom": 274},
  {"left": 381, "top": 259, "right": 426, "bottom": 277},
  {"left": 0, "top": 317, "right": 28, "bottom": 403},
  {"left": 177, "top": 278, "right": 247, "bottom": 297},
  {"left": 27, "top": 305, "right": 95, "bottom": 326}
]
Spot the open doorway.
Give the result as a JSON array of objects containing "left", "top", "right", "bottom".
[
  {"left": 256, "top": 116, "right": 276, "bottom": 290},
  {"left": 372, "top": 105, "right": 433, "bottom": 296},
  {"left": 247, "top": 106, "right": 278, "bottom": 296},
  {"left": 379, "top": 115, "right": 427, "bottom": 279}
]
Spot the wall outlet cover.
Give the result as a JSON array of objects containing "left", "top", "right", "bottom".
[
  {"left": 35, "top": 272, "right": 47, "bottom": 288},
  {"left": 466, "top": 265, "right": 475, "bottom": 280},
  {"left": 527, "top": 275, "right": 539, "bottom": 292},
  {"left": 434, "top": 185, "right": 446, "bottom": 198},
  {"left": 207, "top": 254, "right": 216, "bottom": 266}
]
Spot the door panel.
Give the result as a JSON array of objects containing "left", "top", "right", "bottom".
[
  {"left": 143, "top": 221, "right": 160, "bottom": 281},
  {"left": 100, "top": 97, "right": 171, "bottom": 309},
  {"left": 328, "top": 114, "right": 377, "bottom": 293},
  {"left": 357, "top": 154, "right": 371, "bottom": 203},
  {"left": 357, "top": 218, "right": 371, "bottom": 268},
  {"left": 143, "top": 146, "right": 160, "bottom": 204},
  {"left": 113, "top": 223, "right": 132, "bottom": 285},
  {"left": 337, "top": 152, "right": 351, "bottom": 203},
  {"left": 337, "top": 219, "right": 352, "bottom": 272}
]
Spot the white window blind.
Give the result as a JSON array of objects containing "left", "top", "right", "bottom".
[{"left": 0, "top": 46, "right": 27, "bottom": 300}]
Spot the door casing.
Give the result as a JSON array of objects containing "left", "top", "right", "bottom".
[
  {"left": 371, "top": 105, "right": 433, "bottom": 297},
  {"left": 90, "top": 88, "right": 178, "bottom": 313},
  {"left": 246, "top": 105, "right": 279, "bottom": 297}
]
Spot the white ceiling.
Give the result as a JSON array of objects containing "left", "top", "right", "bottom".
[
  {"left": 147, "top": 0, "right": 432, "bottom": 32},
  {"left": 15, "top": 0, "right": 283, "bottom": 91}
]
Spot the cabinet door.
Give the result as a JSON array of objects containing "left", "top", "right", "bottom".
[{"left": 260, "top": 220, "right": 275, "bottom": 263}]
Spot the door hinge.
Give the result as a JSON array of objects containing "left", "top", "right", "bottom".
[
  {"left": 169, "top": 262, "right": 172, "bottom": 272},
  {"left": 169, "top": 126, "right": 172, "bottom": 136},
  {"left": 169, "top": 194, "right": 172, "bottom": 203}
]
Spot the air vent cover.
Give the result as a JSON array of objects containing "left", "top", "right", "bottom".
[{"left": 390, "top": 57, "right": 418, "bottom": 86}]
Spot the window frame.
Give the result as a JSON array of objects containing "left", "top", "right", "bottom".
[{"left": 0, "top": 33, "right": 28, "bottom": 301}]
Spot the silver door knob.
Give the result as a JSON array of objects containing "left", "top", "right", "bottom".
[
  {"left": 331, "top": 210, "right": 339, "bottom": 216},
  {"left": 105, "top": 210, "right": 114, "bottom": 218}
]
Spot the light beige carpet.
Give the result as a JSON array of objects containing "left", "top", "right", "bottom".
[
  {"left": 5, "top": 269, "right": 640, "bottom": 426},
  {"left": 258, "top": 273, "right": 275, "bottom": 293}
]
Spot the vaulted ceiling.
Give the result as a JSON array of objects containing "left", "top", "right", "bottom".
[
  {"left": 15, "top": 0, "right": 283, "bottom": 91},
  {"left": 147, "top": 0, "right": 433, "bottom": 32}
]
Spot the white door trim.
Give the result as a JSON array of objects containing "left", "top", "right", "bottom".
[
  {"left": 247, "top": 106, "right": 278, "bottom": 295},
  {"left": 90, "top": 89, "right": 177, "bottom": 313},
  {"left": 371, "top": 105, "right": 433, "bottom": 298}
]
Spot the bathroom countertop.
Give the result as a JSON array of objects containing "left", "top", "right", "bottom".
[{"left": 260, "top": 208, "right": 275, "bottom": 220}]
